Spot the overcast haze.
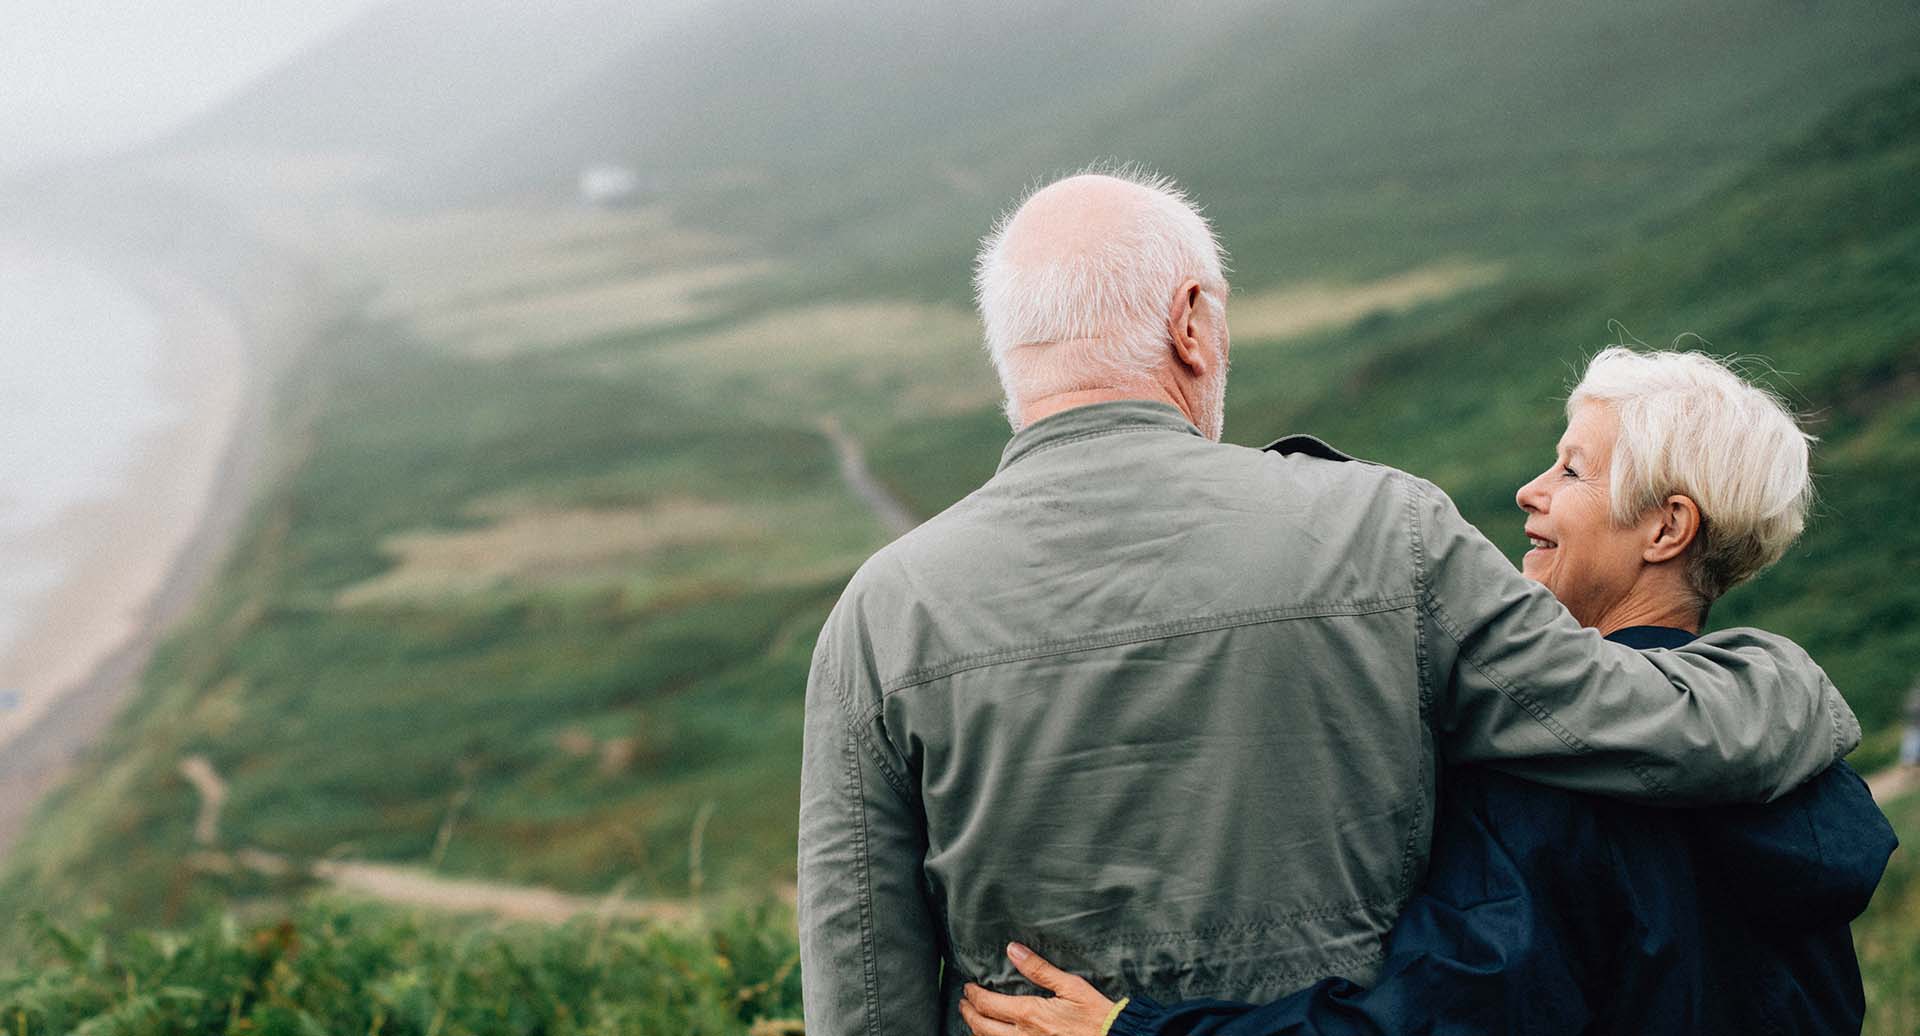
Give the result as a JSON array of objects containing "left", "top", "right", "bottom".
[{"left": 0, "top": 0, "right": 388, "bottom": 173}]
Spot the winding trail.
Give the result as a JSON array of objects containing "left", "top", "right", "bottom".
[
  {"left": 311, "top": 859, "right": 697, "bottom": 925},
  {"left": 1870, "top": 765, "right": 1917, "bottom": 805},
  {"left": 177, "top": 755, "right": 228, "bottom": 846},
  {"left": 817, "top": 415, "right": 919, "bottom": 539},
  {"left": 194, "top": 847, "right": 717, "bottom": 925}
]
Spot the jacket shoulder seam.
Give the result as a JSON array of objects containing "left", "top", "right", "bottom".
[
  {"left": 820, "top": 649, "right": 916, "bottom": 802},
  {"left": 868, "top": 597, "right": 1418, "bottom": 718}
]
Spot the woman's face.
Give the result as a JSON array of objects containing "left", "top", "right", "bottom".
[{"left": 1514, "top": 402, "right": 1650, "bottom": 628}]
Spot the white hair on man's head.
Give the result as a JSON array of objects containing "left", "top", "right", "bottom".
[
  {"left": 973, "top": 164, "right": 1229, "bottom": 424},
  {"left": 1569, "top": 346, "right": 1816, "bottom": 605}
]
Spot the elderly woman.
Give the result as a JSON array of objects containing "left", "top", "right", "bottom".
[{"left": 960, "top": 348, "right": 1896, "bottom": 1036}]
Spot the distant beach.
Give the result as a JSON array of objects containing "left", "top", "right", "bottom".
[{"left": 0, "top": 232, "right": 257, "bottom": 854}]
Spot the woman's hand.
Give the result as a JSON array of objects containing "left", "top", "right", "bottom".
[{"left": 959, "top": 942, "right": 1119, "bottom": 1036}]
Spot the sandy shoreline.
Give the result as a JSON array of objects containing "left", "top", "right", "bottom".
[{"left": 0, "top": 242, "right": 270, "bottom": 857}]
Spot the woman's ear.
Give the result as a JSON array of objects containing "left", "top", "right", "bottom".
[{"left": 1645, "top": 494, "right": 1702, "bottom": 564}]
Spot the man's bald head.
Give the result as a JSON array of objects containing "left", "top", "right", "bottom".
[
  {"left": 993, "top": 174, "right": 1165, "bottom": 272},
  {"left": 974, "top": 168, "right": 1229, "bottom": 432}
]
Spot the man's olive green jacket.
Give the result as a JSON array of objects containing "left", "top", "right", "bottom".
[{"left": 797, "top": 401, "right": 1859, "bottom": 1036}]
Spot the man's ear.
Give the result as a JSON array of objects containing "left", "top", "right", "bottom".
[
  {"left": 1645, "top": 494, "right": 1702, "bottom": 564},
  {"left": 1167, "top": 279, "right": 1210, "bottom": 377}
]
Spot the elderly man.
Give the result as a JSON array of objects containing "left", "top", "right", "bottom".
[{"left": 796, "top": 171, "right": 1859, "bottom": 1035}]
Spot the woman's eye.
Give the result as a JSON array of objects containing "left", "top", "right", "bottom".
[{"left": 1561, "top": 465, "right": 1579, "bottom": 478}]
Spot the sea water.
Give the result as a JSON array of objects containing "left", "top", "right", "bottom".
[{"left": 0, "top": 237, "right": 173, "bottom": 681}]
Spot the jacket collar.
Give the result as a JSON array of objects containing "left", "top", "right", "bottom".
[
  {"left": 997, "top": 400, "right": 1204, "bottom": 473},
  {"left": 1603, "top": 625, "right": 1698, "bottom": 650},
  {"left": 1261, "top": 433, "right": 1361, "bottom": 464}
]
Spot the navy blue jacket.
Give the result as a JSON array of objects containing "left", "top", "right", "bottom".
[{"left": 1110, "top": 627, "right": 1897, "bottom": 1036}]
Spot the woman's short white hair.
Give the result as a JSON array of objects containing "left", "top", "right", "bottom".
[
  {"left": 973, "top": 166, "right": 1228, "bottom": 419},
  {"left": 1569, "top": 346, "right": 1816, "bottom": 605}
]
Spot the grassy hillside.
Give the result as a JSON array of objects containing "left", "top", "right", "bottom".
[
  {"left": 1861, "top": 785, "right": 1920, "bottom": 1034},
  {"left": 388, "top": 0, "right": 1920, "bottom": 291}
]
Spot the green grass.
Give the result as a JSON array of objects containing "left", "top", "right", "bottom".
[
  {"left": 0, "top": 901, "right": 801, "bottom": 1036},
  {"left": 1859, "top": 789, "right": 1920, "bottom": 1035}
]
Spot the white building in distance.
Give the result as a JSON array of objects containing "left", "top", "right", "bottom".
[{"left": 578, "top": 163, "right": 641, "bottom": 207}]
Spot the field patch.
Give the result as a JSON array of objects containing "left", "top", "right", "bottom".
[
  {"left": 316, "top": 204, "right": 740, "bottom": 299},
  {"left": 624, "top": 299, "right": 999, "bottom": 416},
  {"left": 299, "top": 204, "right": 771, "bottom": 357},
  {"left": 336, "top": 499, "right": 755, "bottom": 607},
  {"left": 1229, "top": 261, "right": 1503, "bottom": 343},
  {"left": 401, "top": 260, "right": 776, "bottom": 358},
  {"left": 653, "top": 300, "right": 979, "bottom": 367}
]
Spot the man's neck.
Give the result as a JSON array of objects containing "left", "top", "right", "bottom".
[{"left": 1018, "top": 383, "right": 1197, "bottom": 431}]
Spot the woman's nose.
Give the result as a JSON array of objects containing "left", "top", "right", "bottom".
[{"left": 1516, "top": 472, "right": 1549, "bottom": 514}]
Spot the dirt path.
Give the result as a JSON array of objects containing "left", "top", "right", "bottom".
[
  {"left": 1229, "top": 261, "right": 1504, "bottom": 343},
  {"left": 1870, "top": 765, "right": 1918, "bottom": 805},
  {"left": 177, "top": 755, "right": 228, "bottom": 846},
  {"left": 818, "top": 415, "right": 918, "bottom": 539},
  {"left": 313, "top": 859, "right": 698, "bottom": 925},
  {"left": 195, "top": 847, "right": 788, "bottom": 926}
]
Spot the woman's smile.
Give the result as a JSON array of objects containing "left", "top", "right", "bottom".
[{"left": 1513, "top": 403, "right": 1649, "bottom": 629}]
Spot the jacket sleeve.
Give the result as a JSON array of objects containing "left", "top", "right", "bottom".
[
  {"left": 797, "top": 616, "right": 944, "bottom": 1036},
  {"left": 1408, "top": 477, "right": 1860, "bottom": 803}
]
